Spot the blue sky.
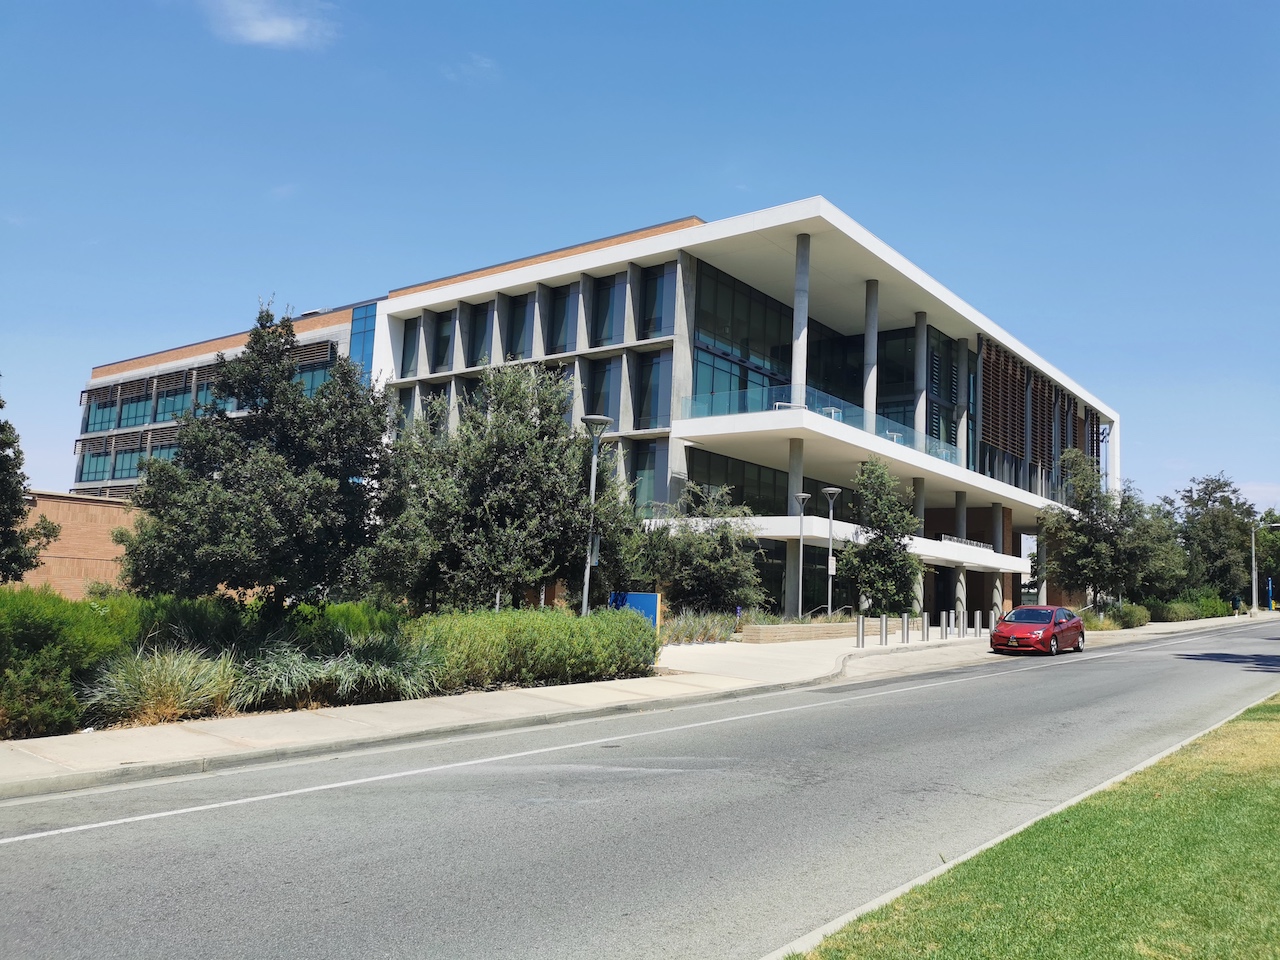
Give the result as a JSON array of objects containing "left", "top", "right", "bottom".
[{"left": 2, "top": 0, "right": 1276, "bottom": 509}]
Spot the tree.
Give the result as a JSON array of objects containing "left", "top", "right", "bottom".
[
  {"left": 1169, "top": 473, "right": 1255, "bottom": 601},
  {"left": 630, "top": 483, "right": 765, "bottom": 613},
  {"left": 370, "top": 363, "right": 636, "bottom": 613},
  {"left": 836, "top": 458, "right": 922, "bottom": 614},
  {"left": 1256, "top": 507, "right": 1280, "bottom": 610},
  {"left": 0, "top": 382, "right": 60, "bottom": 582},
  {"left": 114, "top": 306, "right": 390, "bottom": 608}
]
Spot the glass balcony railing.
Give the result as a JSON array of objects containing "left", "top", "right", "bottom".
[{"left": 677, "top": 384, "right": 961, "bottom": 466}]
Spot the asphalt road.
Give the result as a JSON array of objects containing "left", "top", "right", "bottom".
[{"left": 2, "top": 622, "right": 1278, "bottom": 960}]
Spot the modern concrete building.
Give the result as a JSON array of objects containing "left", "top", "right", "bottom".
[{"left": 74, "top": 197, "right": 1118, "bottom": 620}]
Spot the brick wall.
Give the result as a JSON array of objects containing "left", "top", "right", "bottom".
[{"left": 18, "top": 492, "right": 131, "bottom": 599}]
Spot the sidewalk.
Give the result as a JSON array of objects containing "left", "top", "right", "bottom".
[{"left": 1, "top": 612, "right": 1270, "bottom": 801}]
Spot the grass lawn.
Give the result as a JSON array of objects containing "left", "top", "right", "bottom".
[{"left": 790, "top": 693, "right": 1280, "bottom": 960}]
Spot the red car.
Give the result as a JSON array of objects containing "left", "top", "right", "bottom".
[{"left": 990, "top": 605, "right": 1085, "bottom": 655}]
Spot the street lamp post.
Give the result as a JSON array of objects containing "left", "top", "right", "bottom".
[
  {"left": 822, "top": 486, "right": 841, "bottom": 616},
  {"left": 794, "top": 491, "right": 811, "bottom": 619},
  {"left": 580, "top": 414, "right": 613, "bottom": 616},
  {"left": 1251, "top": 521, "right": 1280, "bottom": 614}
]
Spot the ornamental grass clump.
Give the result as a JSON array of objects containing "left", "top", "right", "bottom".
[
  {"left": 80, "top": 647, "right": 239, "bottom": 725},
  {"left": 660, "top": 612, "right": 736, "bottom": 645}
]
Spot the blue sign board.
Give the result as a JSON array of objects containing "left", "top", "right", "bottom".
[{"left": 609, "top": 591, "right": 661, "bottom": 629}]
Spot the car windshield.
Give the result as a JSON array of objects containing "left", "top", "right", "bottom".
[{"left": 1003, "top": 608, "right": 1053, "bottom": 624}]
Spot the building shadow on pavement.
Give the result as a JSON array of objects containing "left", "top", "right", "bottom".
[{"left": 1176, "top": 648, "right": 1280, "bottom": 673}]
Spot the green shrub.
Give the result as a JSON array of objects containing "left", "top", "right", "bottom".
[
  {"left": 1152, "top": 600, "right": 1200, "bottom": 622},
  {"left": 661, "top": 612, "right": 736, "bottom": 645},
  {"left": 1114, "top": 604, "right": 1151, "bottom": 629},
  {"left": 234, "top": 631, "right": 442, "bottom": 710},
  {"left": 80, "top": 647, "right": 239, "bottom": 725},
  {"left": 738, "top": 608, "right": 785, "bottom": 626},
  {"left": 0, "top": 645, "right": 82, "bottom": 739},
  {"left": 1081, "top": 610, "right": 1120, "bottom": 631},
  {"left": 0, "top": 586, "right": 136, "bottom": 674},
  {"left": 1195, "top": 595, "right": 1233, "bottom": 619},
  {"left": 406, "top": 608, "right": 658, "bottom": 690}
]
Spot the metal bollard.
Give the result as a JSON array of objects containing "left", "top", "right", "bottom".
[
  {"left": 856, "top": 615, "right": 865, "bottom": 648},
  {"left": 879, "top": 614, "right": 888, "bottom": 646},
  {"left": 947, "top": 611, "right": 954, "bottom": 638},
  {"left": 901, "top": 614, "right": 909, "bottom": 644},
  {"left": 923, "top": 615, "right": 930, "bottom": 641}
]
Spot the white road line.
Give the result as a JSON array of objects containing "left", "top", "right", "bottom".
[{"left": 0, "top": 629, "right": 1262, "bottom": 847}]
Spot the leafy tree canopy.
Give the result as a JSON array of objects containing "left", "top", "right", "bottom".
[
  {"left": 630, "top": 483, "right": 765, "bottom": 614},
  {"left": 836, "top": 458, "right": 922, "bottom": 615},
  {"left": 0, "top": 382, "right": 60, "bottom": 582},
  {"left": 1166, "top": 472, "right": 1256, "bottom": 601},
  {"left": 114, "top": 306, "right": 390, "bottom": 609}
]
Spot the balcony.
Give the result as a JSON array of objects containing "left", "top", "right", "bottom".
[{"left": 677, "top": 384, "right": 961, "bottom": 467}]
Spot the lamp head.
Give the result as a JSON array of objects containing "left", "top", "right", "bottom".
[
  {"left": 821, "top": 486, "right": 841, "bottom": 502},
  {"left": 580, "top": 414, "right": 613, "bottom": 438},
  {"left": 794, "top": 492, "right": 812, "bottom": 508}
]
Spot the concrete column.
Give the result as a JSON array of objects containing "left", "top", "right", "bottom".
[
  {"left": 912, "top": 312, "right": 928, "bottom": 450},
  {"left": 991, "top": 573, "right": 1004, "bottom": 626},
  {"left": 912, "top": 477, "right": 926, "bottom": 535},
  {"left": 449, "top": 307, "right": 465, "bottom": 374},
  {"left": 790, "top": 234, "right": 811, "bottom": 407},
  {"left": 912, "top": 572, "right": 925, "bottom": 617},
  {"left": 571, "top": 357, "right": 587, "bottom": 426},
  {"left": 532, "top": 284, "right": 550, "bottom": 360},
  {"left": 576, "top": 274, "right": 594, "bottom": 353},
  {"left": 1106, "top": 419, "right": 1121, "bottom": 495},
  {"left": 862, "top": 280, "right": 879, "bottom": 428},
  {"left": 617, "top": 351, "right": 635, "bottom": 434},
  {"left": 956, "top": 337, "right": 969, "bottom": 467},
  {"left": 445, "top": 377, "right": 460, "bottom": 431},
  {"left": 670, "top": 251, "right": 697, "bottom": 419},
  {"left": 784, "top": 438, "right": 805, "bottom": 618},
  {"left": 954, "top": 490, "right": 968, "bottom": 540},
  {"left": 1036, "top": 520, "right": 1048, "bottom": 604},
  {"left": 493, "top": 294, "right": 510, "bottom": 364},
  {"left": 624, "top": 263, "right": 641, "bottom": 345},
  {"left": 954, "top": 565, "right": 968, "bottom": 623}
]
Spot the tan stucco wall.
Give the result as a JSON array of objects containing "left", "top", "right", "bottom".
[{"left": 19, "top": 492, "right": 130, "bottom": 599}]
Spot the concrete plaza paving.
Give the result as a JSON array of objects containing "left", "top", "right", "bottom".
[{"left": 0, "top": 612, "right": 1269, "bottom": 801}]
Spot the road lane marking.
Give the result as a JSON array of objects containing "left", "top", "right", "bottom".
[{"left": 0, "top": 628, "right": 1270, "bottom": 846}]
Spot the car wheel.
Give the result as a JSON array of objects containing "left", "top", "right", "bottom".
[
  {"left": 1049, "top": 636, "right": 1059, "bottom": 656},
  {"left": 1076, "top": 631, "right": 1085, "bottom": 652}
]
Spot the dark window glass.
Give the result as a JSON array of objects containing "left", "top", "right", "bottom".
[
  {"left": 400, "top": 317, "right": 420, "bottom": 378},
  {"left": 78, "top": 451, "right": 111, "bottom": 482},
  {"left": 112, "top": 449, "right": 142, "bottom": 480},
  {"left": 432, "top": 309, "right": 454, "bottom": 371},
  {"left": 547, "top": 284, "right": 576, "bottom": 354},
  {"left": 586, "top": 357, "right": 621, "bottom": 423},
  {"left": 505, "top": 294, "right": 533, "bottom": 360},
  {"left": 349, "top": 303, "right": 377, "bottom": 382},
  {"left": 397, "top": 386, "right": 414, "bottom": 431},
  {"left": 465, "top": 301, "right": 491, "bottom": 367},
  {"left": 149, "top": 444, "right": 179, "bottom": 462},
  {"left": 85, "top": 400, "right": 115, "bottom": 433},
  {"left": 295, "top": 363, "right": 331, "bottom": 397},
  {"left": 631, "top": 439, "right": 669, "bottom": 518},
  {"left": 118, "top": 389, "right": 151, "bottom": 428},
  {"left": 1003, "top": 608, "right": 1053, "bottom": 624},
  {"left": 635, "top": 351, "right": 672, "bottom": 429},
  {"left": 591, "top": 274, "right": 625, "bottom": 347},
  {"left": 693, "top": 262, "right": 793, "bottom": 377},
  {"left": 640, "top": 262, "right": 676, "bottom": 338},
  {"left": 155, "top": 389, "right": 191, "bottom": 423}
]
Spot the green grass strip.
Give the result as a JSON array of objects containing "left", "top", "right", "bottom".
[{"left": 793, "top": 695, "right": 1280, "bottom": 960}]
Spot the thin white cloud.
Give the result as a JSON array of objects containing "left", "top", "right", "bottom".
[
  {"left": 269, "top": 183, "right": 299, "bottom": 200},
  {"left": 440, "top": 54, "right": 501, "bottom": 85},
  {"left": 202, "top": 0, "right": 337, "bottom": 50}
]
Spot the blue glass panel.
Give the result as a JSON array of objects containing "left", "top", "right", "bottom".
[
  {"left": 78, "top": 451, "right": 111, "bottom": 482},
  {"left": 85, "top": 401, "right": 116, "bottom": 433},
  {"left": 349, "top": 303, "right": 377, "bottom": 381},
  {"left": 119, "top": 394, "right": 151, "bottom": 428},
  {"left": 155, "top": 389, "right": 191, "bottom": 423},
  {"left": 112, "top": 449, "right": 142, "bottom": 480}
]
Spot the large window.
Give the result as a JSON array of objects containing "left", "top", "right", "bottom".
[
  {"left": 400, "top": 317, "right": 420, "bottom": 378},
  {"left": 692, "top": 349, "right": 780, "bottom": 413},
  {"left": 465, "top": 301, "right": 492, "bottom": 367},
  {"left": 78, "top": 450, "right": 111, "bottom": 482},
  {"left": 154, "top": 387, "right": 191, "bottom": 423},
  {"left": 112, "top": 448, "right": 142, "bottom": 480},
  {"left": 591, "top": 273, "right": 625, "bottom": 348},
  {"left": 546, "top": 284, "right": 576, "bottom": 354},
  {"left": 295, "top": 363, "right": 330, "bottom": 397},
  {"left": 349, "top": 303, "right": 377, "bottom": 382},
  {"left": 118, "top": 385, "right": 151, "bottom": 428},
  {"left": 634, "top": 351, "right": 671, "bottom": 429},
  {"left": 505, "top": 294, "right": 533, "bottom": 360},
  {"left": 695, "top": 262, "right": 792, "bottom": 377},
  {"left": 631, "top": 439, "right": 668, "bottom": 517},
  {"left": 149, "top": 444, "right": 178, "bottom": 463},
  {"left": 585, "top": 357, "right": 621, "bottom": 424},
  {"left": 640, "top": 262, "right": 676, "bottom": 339},
  {"left": 432, "top": 309, "right": 453, "bottom": 371},
  {"left": 688, "top": 449, "right": 858, "bottom": 523},
  {"left": 85, "top": 398, "right": 115, "bottom": 433}
]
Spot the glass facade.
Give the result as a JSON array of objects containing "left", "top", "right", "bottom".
[
  {"left": 585, "top": 356, "right": 621, "bottom": 424},
  {"left": 631, "top": 438, "right": 668, "bottom": 517},
  {"left": 78, "top": 450, "right": 111, "bottom": 482},
  {"left": 546, "top": 283, "right": 576, "bottom": 354},
  {"left": 465, "top": 301, "right": 492, "bottom": 367},
  {"left": 195, "top": 382, "right": 233, "bottom": 413},
  {"left": 695, "top": 262, "right": 792, "bottom": 377},
  {"left": 688, "top": 448, "right": 858, "bottom": 523},
  {"left": 349, "top": 303, "right": 377, "bottom": 382},
  {"left": 400, "top": 317, "right": 420, "bottom": 378},
  {"left": 640, "top": 262, "right": 676, "bottom": 339},
  {"left": 432, "top": 308, "right": 453, "bottom": 371},
  {"left": 634, "top": 351, "right": 671, "bottom": 429},
  {"left": 149, "top": 444, "right": 178, "bottom": 462},
  {"left": 692, "top": 349, "right": 779, "bottom": 405},
  {"left": 85, "top": 399, "right": 115, "bottom": 433},
  {"left": 397, "top": 386, "right": 415, "bottom": 430},
  {"left": 154, "top": 387, "right": 191, "bottom": 423},
  {"left": 505, "top": 294, "right": 533, "bottom": 360},
  {"left": 590, "top": 273, "right": 625, "bottom": 348},
  {"left": 112, "top": 448, "right": 142, "bottom": 480},
  {"left": 295, "top": 363, "right": 331, "bottom": 397}
]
